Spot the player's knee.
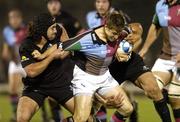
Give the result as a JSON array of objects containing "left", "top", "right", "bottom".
[
  {"left": 73, "top": 114, "right": 89, "bottom": 122},
  {"left": 117, "top": 103, "right": 133, "bottom": 116},
  {"left": 17, "top": 112, "right": 31, "bottom": 122},
  {"left": 145, "top": 84, "right": 161, "bottom": 100},
  {"left": 17, "top": 107, "right": 32, "bottom": 122}
]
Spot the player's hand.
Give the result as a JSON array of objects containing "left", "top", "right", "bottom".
[
  {"left": 52, "top": 48, "right": 65, "bottom": 59},
  {"left": 125, "top": 23, "right": 143, "bottom": 44},
  {"left": 95, "top": 92, "right": 124, "bottom": 108},
  {"left": 139, "top": 48, "right": 148, "bottom": 58},
  {"left": 116, "top": 48, "right": 131, "bottom": 62},
  {"left": 32, "top": 50, "right": 44, "bottom": 60}
]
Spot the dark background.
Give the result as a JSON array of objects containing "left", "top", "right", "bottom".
[{"left": 0, "top": 0, "right": 162, "bottom": 83}]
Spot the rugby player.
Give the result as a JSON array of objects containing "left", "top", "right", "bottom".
[
  {"left": 46, "top": 0, "right": 83, "bottom": 38},
  {"left": 46, "top": 1, "right": 84, "bottom": 120},
  {"left": 60, "top": 11, "right": 134, "bottom": 122},
  {"left": 2, "top": 9, "right": 27, "bottom": 122},
  {"left": 139, "top": 0, "right": 180, "bottom": 121},
  {"left": 16, "top": 13, "right": 75, "bottom": 122},
  {"left": 86, "top": 0, "right": 138, "bottom": 121}
]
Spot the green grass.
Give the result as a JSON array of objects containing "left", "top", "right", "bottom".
[{"left": 0, "top": 94, "right": 175, "bottom": 122}]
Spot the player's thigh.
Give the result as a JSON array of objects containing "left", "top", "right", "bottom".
[
  {"left": 17, "top": 96, "right": 39, "bottom": 121},
  {"left": 169, "top": 98, "right": 180, "bottom": 109},
  {"left": 73, "top": 95, "right": 93, "bottom": 120},
  {"left": 135, "top": 72, "right": 163, "bottom": 100},
  {"left": 64, "top": 97, "right": 75, "bottom": 114},
  {"left": 8, "top": 73, "right": 22, "bottom": 94},
  {"left": 153, "top": 71, "right": 172, "bottom": 85},
  {"left": 135, "top": 72, "right": 156, "bottom": 87},
  {"left": 101, "top": 86, "right": 132, "bottom": 114}
]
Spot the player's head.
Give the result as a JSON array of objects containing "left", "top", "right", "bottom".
[
  {"left": 28, "top": 13, "right": 57, "bottom": 42},
  {"left": 95, "top": 0, "right": 112, "bottom": 17},
  {"left": 8, "top": 8, "right": 23, "bottom": 29},
  {"left": 104, "top": 11, "right": 125, "bottom": 42},
  {"left": 46, "top": 0, "right": 61, "bottom": 16},
  {"left": 166, "top": 0, "right": 178, "bottom": 5}
]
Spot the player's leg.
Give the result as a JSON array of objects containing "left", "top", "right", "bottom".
[
  {"left": 48, "top": 98, "right": 63, "bottom": 122},
  {"left": 69, "top": 65, "right": 95, "bottom": 122},
  {"left": 135, "top": 71, "right": 172, "bottom": 122},
  {"left": 170, "top": 98, "right": 180, "bottom": 122},
  {"left": 121, "top": 82, "right": 138, "bottom": 122},
  {"left": 73, "top": 95, "right": 93, "bottom": 122},
  {"left": 168, "top": 68, "right": 180, "bottom": 122},
  {"left": 8, "top": 61, "right": 22, "bottom": 121},
  {"left": 17, "top": 88, "right": 46, "bottom": 122},
  {"left": 41, "top": 101, "right": 49, "bottom": 122},
  {"left": 95, "top": 106, "right": 107, "bottom": 122},
  {"left": 100, "top": 86, "right": 133, "bottom": 122},
  {"left": 17, "top": 96, "right": 40, "bottom": 122}
]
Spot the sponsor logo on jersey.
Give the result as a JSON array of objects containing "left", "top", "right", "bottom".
[{"left": 21, "top": 56, "right": 29, "bottom": 62}]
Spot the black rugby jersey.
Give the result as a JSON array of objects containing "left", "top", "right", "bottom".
[{"left": 19, "top": 37, "right": 74, "bottom": 88}]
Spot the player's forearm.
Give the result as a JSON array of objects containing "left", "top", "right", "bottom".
[
  {"left": 40, "top": 44, "right": 57, "bottom": 59},
  {"left": 24, "top": 55, "right": 54, "bottom": 78},
  {"left": 59, "top": 51, "right": 70, "bottom": 59},
  {"left": 142, "top": 24, "right": 161, "bottom": 50},
  {"left": 133, "top": 38, "right": 142, "bottom": 52}
]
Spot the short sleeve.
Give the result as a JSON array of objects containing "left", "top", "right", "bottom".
[
  {"left": 152, "top": 14, "right": 161, "bottom": 28},
  {"left": 19, "top": 43, "right": 36, "bottom": 67}
]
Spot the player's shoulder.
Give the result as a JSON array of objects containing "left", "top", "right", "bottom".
[
  {"left": 3, "top": 26, "right": 13, "bottom": 35},
  {"left": 86, "top": 11, "right": 97, "bottom": 18},
  {"left": 19, "top": 37, "right": 34, "bottom": 50}
]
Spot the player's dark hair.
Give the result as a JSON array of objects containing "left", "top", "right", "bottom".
[
  {"left": 46, "top": 0, "right": 61, "bottom": 4},
  {"left": 8, "top": 8, "right": 22, "bottom": 17},
  {"left": 27, "top": 13, "right": 55, "bottom": 42},
  {"left": 105, "top": 11, "right": 125, "bottom": 32}
]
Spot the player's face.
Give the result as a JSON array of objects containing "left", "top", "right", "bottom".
[
  {"left": 104, "top": 26, "right": 119, "bottom": 42},
  {"left": 166, "top": 0, "right": 177, "bottom": 5},
  {"left": 8, "top": 11, "right": 23, "bottom": 29},
  {"left": 47, "top": 23, "right": 57, "bottom": 40},
  {"left": 47, "top": 0, "right": 61, "bottom": 16},
  {"left": 95, "top": 0, "right": 110, "bottom": 16}
]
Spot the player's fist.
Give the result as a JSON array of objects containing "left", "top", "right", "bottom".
[
  {"left": 32, "top": 50, "right": 44, "bottom": 60},
  {"left": 126, "top": 23, "right": 143, "bottom": 44},
  {"left": 116, "top": 48, "right": 131, "bottom": 62}
]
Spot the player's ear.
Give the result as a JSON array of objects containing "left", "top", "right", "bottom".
[{"left": 41, "top": 36, "right": 45, "bottom": 40}]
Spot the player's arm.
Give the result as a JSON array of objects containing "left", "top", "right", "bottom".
[
  {"left": 57, "top": 24, "right": 71, "bottom": 59},
  {"left": 33, "top": 25, "right": 71, "bottom": 60},
  {"left": 24, "top": 53, "right": 56, "bottom": 78},
  {"left": 2, "top": 43, "right": 10, "bottom": 61},
  {"left": 139, "top": 14, "right": 162, "bottom": 57},
  {"left": 19, "top": 44, "right": 61, "bottom": 78},
  {"left": 115, "top": 23, "right": 143, "bottom": 62},
  {"left": 32, "top": 44, "right": 58, "bottom": 60},
  {"left": 126, "top": 23, "right": 143, "bottom": 52}
]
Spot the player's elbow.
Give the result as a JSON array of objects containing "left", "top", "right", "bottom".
[{"left": 24, "top": 67, "right": 38, "bottom": 78}]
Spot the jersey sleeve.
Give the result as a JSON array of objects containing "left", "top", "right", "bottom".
[
  {"left": 19, "top": 43, "right": 36, "bottom": 68},
  {"left": 3, "top": 27, "right": 16, "bottom": 46},
  {"left": 152, "top": 14, "right": 161, "bottom": 28}
]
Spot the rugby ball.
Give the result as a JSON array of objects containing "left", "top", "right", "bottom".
[{"left": 118, "top": 40, "right": 133, "bottom": 54}]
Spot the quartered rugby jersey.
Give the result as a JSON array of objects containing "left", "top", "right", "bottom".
[
  {"left": 153, "top": 0, "right": 180, "bottom": 60},
  {"left": 86, "top": 8, "right": 130, "bottom": 29},
  {"left": 63, "top": 28, "right": 119, "bottom": 75}
]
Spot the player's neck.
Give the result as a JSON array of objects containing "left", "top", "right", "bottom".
[{"left": 94, "top": 27, "right": 108, "bottom": 43}]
